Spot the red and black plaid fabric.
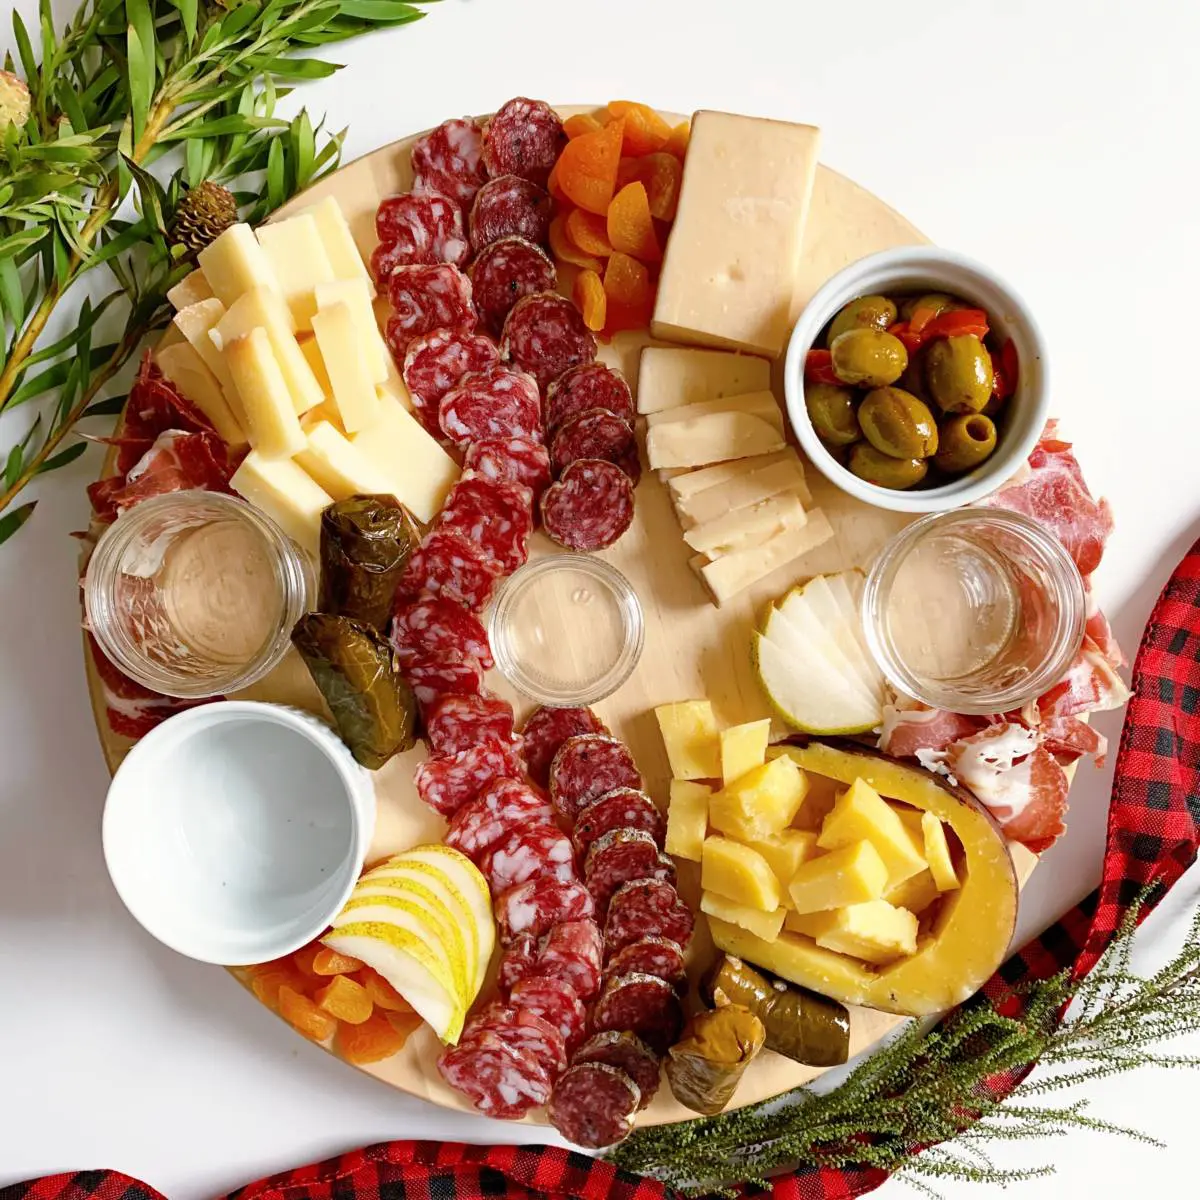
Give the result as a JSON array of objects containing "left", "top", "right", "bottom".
[{"left": 8, "top": 543, "right": 1200, "bottom": 1200}]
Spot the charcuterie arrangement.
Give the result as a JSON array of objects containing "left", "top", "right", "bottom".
[{"left": 86, "top": 99, "right": 1130, "bottom": 1145}]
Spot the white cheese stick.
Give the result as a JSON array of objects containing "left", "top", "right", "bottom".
[
  {"left": 646, "top": 410, "right": 785, "bottom": 470},
  {"left": 197, "top": 224, "right": 283, "bottom": 312},
  {"left": 314, "top": 278, "right": 389, "bottom": 384},
  {"left": 294, "top": 420, "right": 397, "bottom": 501},
  {"left": 675, "top": 457, "right": 812, "bottom": 528},
  {"left": 683, "top": 491, "right": 807, "bottom": 557},
  {"left": 230, "top": 451, "right": 331, "bottom": 559},
  {"left": 166, "top": 269, "right": 213, "bottom": 311},
  {"left": 666, "top": 449, "right": 796, "bottom": 501},
  {"left": 311, "top": 301, "right": 382, "bottom": 433},
  {"left": 257, "top": 214, "right": 338, "bottom": 331},
  {"left": 297, "top": 196, "right": 375, "bottom": 297},
  {"left": 224, "top": 327, "right": 306, "bottom": 460}
]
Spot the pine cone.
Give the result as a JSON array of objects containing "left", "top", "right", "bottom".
[
  {"left": 172, "top": 181, "right": 238, "bottom": 257},
  {"left": 0, "top": 70, "right": 31, "bottom": 130}
]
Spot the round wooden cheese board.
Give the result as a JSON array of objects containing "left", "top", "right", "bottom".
[{"left": 85, "top": 106, "right": 1041, "bottom": 1128}]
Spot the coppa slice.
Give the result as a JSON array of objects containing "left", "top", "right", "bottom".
[
  {"left": 496, "top": 876, "right": 596, "bottom": 942},
  {"left": 549, "top": 735, "right": 643, "bottom": 822}
]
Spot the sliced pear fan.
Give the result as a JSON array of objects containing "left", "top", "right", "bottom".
[
  {"left": 786, "top": 573, "right": 885, "bottom": 703},
  {"left": 762, "top": 602, "right": 878, "bottom": 712}
]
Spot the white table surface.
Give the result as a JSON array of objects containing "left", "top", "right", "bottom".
[{"left": 2, "top": 0, "right": 1198, "bottom": 1194}]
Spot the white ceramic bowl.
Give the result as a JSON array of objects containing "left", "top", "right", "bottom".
[
  {"left": 783, "top": 247, "right": 1049, "bottom": 513},
  {"left": 103, "top": 701, "right": 376, "bottom": 965}
]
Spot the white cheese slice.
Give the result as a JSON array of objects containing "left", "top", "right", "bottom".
[
  {"left": 295, "top": 420, "right": 397, "bottom": 501},
  {"left": 645, "top": 389, "right": 783, "bottom": 433},
  {"left": 311, "top": 301, "right": 382, "bottom": 433},
  {"left": 314, "top": 278, "right": 389, "bottom": 384},
  {"left": 197, "top": 223, "right": 283, "bottom": 313},
  {"left": 652, "top": 111, "right": 821, "bottom": 357},
  {"left": 297, "top": 195, "right": 375, "bottom": 297},
  {"left": 173, "top": 298, "right": 240, "bottom": 413},
  {"left": 257, "top": 214, "right": 338, "bottom": 331},
  {"left": 637, "top": 346, "right": 771, "bottom": 414},
  {"left": 646, "top": 410, "right": 785, "bottom": 470},
  {"left": 224, "top": 328, "right": 307, "bottom": 460},
  {"left": 683, "top": 491, "right": 806, "bottom": 557},
  {"left": 155, "top": 341, "right": 246, "bottom": 448},
  {"left": 230, "top": 450, "right": 331, "bottom": 559},
  {"left": 166, "top": 269, "right": 213, "bottom": 311},
  {"left": 666, "top": 449, "right": 796, "bottom": 501},
  {"left": 295, "top": 332, "right": 333, "bottom": 400},
  {"left": 675, "top": 456, "right": 812, "bottom": 528}
]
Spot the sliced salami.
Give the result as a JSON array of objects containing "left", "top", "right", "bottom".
[
  {"left": 537, "top": 918, "right": 603, "bottom": 1000},
  {"left": 500, "top": 292, "right": 597, "bottom": 392},
  {"left": 605, "top": 878, "right": 695, "bottom": 955},
  {"left": 549, "top": 735, "right": 643, "bottom": 822},
  {"left": 585, "top": 829, "right": 676, "bottom": 916},
  {"left": 545, "top": 363, "right": 635, "bottom": 434},
  {"left": 403, "top": 649, "right": 484, "bottom": 708},
  {"left": 574, "top": 788, "right": 665, "bottom": 854},
  {"left": 385, "top": 264, "right": 475, "bottom": 358},
  {"left": 496, "top": 876, "right": 596, "bottom": 943},
  {"left": 412, "top": 117, "right": 487, "bottom": 212},
  {"left": 464, "top": 437, "right": 552, "bottom": 503},
  {"left": 425, "top": 692, "right": 516, "bottom": 757},
  {"left": 603, "top": 936, "right": 687, "bottom": 994},
  {"left": 520, "top": 705, "right": 608, "bottom": 788},
  {"left": 464, "top": 1003, "right": 568, "bottom": 1081},
  {"left": 481, "top": 821, "right": 576, "bottom": 893},
  {"left": 469, "top": 237, "right": 557, "bottom": 336},
  {"left": 571, "top": 1031, "right": 661, "bottom": 1111},
  {"left": 540, "top": 459, "right": 636, "bottom": 552},
  {"left": 438, "top": 363, "right": 543, "bottom": 447},
  {"left": 414, "top": 735, "right": 525, "bottom": 818},
  {"left": 592, "top": 971, "right": 684, "bottom": 1056},
  {"left": 437, "top": 1029, "right": 550, "bottom": 1120},
  {"left": 396, "top": 528, "right": 501, "bottom": 613},
  {"left": 470, "top": 175, "right": 553, "bottom": 250},
  {"left": 498, "top": 931, "right": 540, "bottom": 992},
  {"left": 402, "top": 330, "right": 499, "bottom": 438},
  {"left": 549, "top": 408, "right": 639, "bottom": 482},
  {"left": 444, "top": 777, "right": 554, "bottom": 860},
  {"left": 374, "top": 192, "right": 470, "bottom": 270},
  {"left": 438, "top": 472, "right": 534, "bottom": 574},
  {"left": 510, "top": 974, "right": 588, "bottom": 1052},
  {"left": 483, "top": 98, "right": 567, "bottom": 187},
  {"left": 548, "top": 1062, "right": 640, "bottom": 1149},
  {"left": 391, "top": 595, "right": 494, "bottom": 671}
]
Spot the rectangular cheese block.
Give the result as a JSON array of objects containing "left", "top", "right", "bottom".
[
  {"left": 155, "top": 341, "right": 247, "bottom": 447},
  {"left": 666, "top": 449, "right": 795, "bottom": 501},
  {"left": 224, "top": 327, "right": 307, "bottom": 459},
  {"left": 675, "top": 456, "right": 812, "bottom": 528},
  {"left": 644, "top": 389, "right": 784, "bottom": 433},
  {"left": 683, "top": 491, "right": 807, "bottom": 557},
  {"left": 257, "top": 214, "right": 338, "bottom": 331},
  {"left": 646, "top": 410, "right": 785, "bottom": 470},
  {"left": 298, "top": 195, "right": 375, "bottom": 297},
  {"left": 314, "top": 278, "right": 389, "bottom": 384},
  {"left": 197, "top": 224, "right": 283, "bottom": 313},
  {"left": 167, "top": 269, "right": 213, "bottom": 311},
  {"left": 636, "top": 346, "right": 771, "bottom": 414},
  {"left": 295, "top": 420, "right": 397, "bottom": 501},
  {"left": 311, "top": 301, "right": 382, "bottom": 433},
  {"left": 173, "top": 298, "right": 240, "bottom": 410},
  {"left": 230, "top": 451, "right": 331, "bottom": 559},
  {"left": 651, "top": 111, "right": 821, "bottom": 357}
]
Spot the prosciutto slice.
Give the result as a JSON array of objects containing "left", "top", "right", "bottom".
[{"left": 878, "top": 701, "right": 987, "bottom": 759}]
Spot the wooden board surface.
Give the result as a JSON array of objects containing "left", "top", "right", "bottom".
[{"left": 85, "top": 106, "right": 1038, "bottom": 1128}]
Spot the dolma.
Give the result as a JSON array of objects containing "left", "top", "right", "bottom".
[{"left": 665, "top": 1005, "right": 765, "bottom": 1116}]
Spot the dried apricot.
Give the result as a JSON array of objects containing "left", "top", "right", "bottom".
[
  {"left": 607, "top": 182, "right": 661, "bottom": 263},
  {"left": 312, "top": 948, "right": 364, "bottom": 976},
  {"left": 615, "top": 157, "right": 643, "bottom": 191},
  {"left": 279, "top": 985, "right": 338, "bottom": 1042},
  {"left": 360, "top": 967, "right": 413, "bottom": 1013},
  {"left": 336, "top": 1010, "right": 412, "bottom": 1064},
  {"left": 385, "top": 1009, "right": 424, "bottom": 1038},
  {"left": 573, "top": 270, "right": 607, "bottom": 333},
  {"left": 547, "top": 160, "right": 568, "bottom": 205},
  {"left": 604, "top": 252, "right": 655, "bottom": 335},
  {"left": 315, "top": 974, "right": 374, "bottom": 1025},
  {"left": 607, "top": 101, "right": 672, "bottom": 156},
  {"left": 549, "top": 214, "right": 604, "bottom": 273},
  {"left": 250, "top": 966, "right": 310, "bottom": 1011},
  {"left": 666, "top": 120, "right": 690, "bottom": 159},
  {"left": 564, "top": 112, "right": 604, "bottom": 139},
  {"left": 555, "top": 118, "right": 625, "bottom": 215},
  {"left": 291, "top": 943, "right": 323, "bottom": 977},
  {"left": 565, "top": 208, "right": 613, "bottom": 258},
  {"left": 633, "top": 152, "right": 683, "bottom": 222}
]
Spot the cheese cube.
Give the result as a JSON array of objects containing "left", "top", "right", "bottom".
[
  {"left": 311, "top": 301, "right": 382, "bottom": 433},
  {"left": 701, "top": 892, "right": 786, "bottom": 942},
  {"left": 684, "top": 492, "right": 806, "bottom": 558},
  {"left": 787, "top": 840, "right": 888, "bottom": 914},
  {"left": 197, "top": 223, "right": 282, "bottom": 310},
  {"left": 719, "top": 719, "right": 771, "bottom": 786},
  {"left": 888, "top": 803, "right": 925, "bottom": 838},
  {"left": 295, "top": 421, "right": 398, "bottom": 501},
  {"left": 636, "top": 346, "right": 771, "bottom": 415},
  {"left": 811, "top": 901, "right": 919, "bottom": 965},
  {"left": 257, "top": 214, "right": 338, "bottom": 331},
  {"left": 746, "top": 829, "right": 819, "bottom": 896},
  {"left": 230, "top": 450, "right": 331, "bottom": 558},
  {"left": 167, "top": 269, "right": 213, "bottom": 311},
  {"left": 298, "top": 195, "right": 375, "bottom": 296},
  {"left": 314, "top": 278, "right": 389, "bottom": 384},
  {"left": 710, "top": 756, "right": 808, "bottom": 841},
  {"left": 701, "top": 837, "right": 781, "bottom": 912},
  {"left": 665, "top": 780, "right": 711, "bottom": 862},
  {"left": 224, "top": 328, "right": 306, "bottom": 459},
  {"left": 884, "top": 869, "right": 940, "bottom": 915},
  {"left": 173, "top": 298, "right": 240, "bottom": 408},
  {"left": 922, "top": 812, "right": 960, "bottom": 892},
  {"left": 654, "top": 700, "right": 721, "bottom": 780},
  {"left": 783, "top": 909, "right": 830, "bottom": 939},
  {"left": 818, "top": 779, "right": 928, "bottom": 887},
  {"left": 646, "top": 410, "right": 785, "bottom": 470},
  {"left": 155, "top": 342, "right": 246, "bottom": 448},
  {"left": 673, "top": 454, "right": 811, "bottom": 528},
  {"left": 652, "top": 111, "right": 821, "bottom": 356},
  {"left": 645, "top": 389, "right": 783, "bottom": 433}
]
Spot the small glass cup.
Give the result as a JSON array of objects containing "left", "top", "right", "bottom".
[
  {"left": 861, "top": 508, "right": 1086, "bottom": 715},
  {"left": 84, "top": 490, "right": 313, "bottom": 699},
  {"left": 488, "top": 554, "right": 644, "bottom": 707}
]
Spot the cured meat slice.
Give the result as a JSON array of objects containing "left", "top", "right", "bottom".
[
  {"left": 469, "top": 237, "right": 557, "bottom": 336},
  {"left": 498, "top": 932, "right": 540, "bottom": 992},
  {"left": 548, "top": 1062, "right": 640, "bottom": 1149},
  {"left": 402, "top": 329, "right": 499, "bottom": 438},
  {"left": 585, "top": 828, "right": 676, "bottom": 915},
  {"left": 464, "top": 437, "right": 552, "bottom": 503},
  {"left": 469, "top": 175, "right": 553, "bottom": 250},
  {"left": 438, "top": 363, "right": 543, "bottom": 447},
  {"left": 510, "top": 974, "right": 588, "bottom": 1052},
  {"left": 496, "top": 876, "right": 596, "bottom": 942},
  {"left": 603, "top": 936, "right": 687, "bottom": 994},
  {"left": 374, "top": 192, "right": 470, "bottom": 270},
  {"left": 549, "top": 408, "right": 639, "bottom": 483},
  {"left": 437, "top": 1030, "right": 550, "bottom": 1120},
  {"left": 538, "top": 918, "right": 603, "bottom": 999},
  {"left": 520, "top": 705, "right": 608, "bottom": 788},
  {"left": 549, "top": 735, "right": 643, "bottom": 822},
  {"left": 385, "top": 264, "right": 475, "bottom": 358},
  {"left": 481, "top": 821, "right": 576, "bottom": 893},
  {"left": 571, "top": 1031, "right": 661, "bottom": 1110},
  {"left": 414, "top": 734, "right": 525, "bottom": 818},
  {"left": 483, "top": 98, "right": 567, "bottom": 187},
  {"left": 591, "top": 971, "right": 684, "bottom": 1055},
  {"left": 545, "top": 363, "right": 635, "bottom": 434},
  {"left": 391, "top": 595, "right": 494, "bottom": 671},
  {"left": 444, "top": 777, "right": 553, "bottom": 860},
  {"left": 396, "top": 529, "right": 502, "bottom": 613},
  {"left": 424, "top": 692, "right": 516, "bottom": 757},
  {"left": 541, "top": 459, "right": 636, "bottom": 552},
  {"left": 437, "top": 472, "right": 534, "bottom": 574},
  {"left": 605, "top": 878, "right": 695, "bottom": 955},
  {"left": 500, "top": 292, "right": 597, "bottom": 392},
  {"left": 574, "top": 788, "right": 666, "bottom": 854},
  {"left": 402, "top": 649, "right": 484, "bottom": 708},
  {"left": 464, "top": 1002, "right": 568, "bottom": 1080},
  {"left": 412, "top": 117, "right": 487, "bottom": 212}
]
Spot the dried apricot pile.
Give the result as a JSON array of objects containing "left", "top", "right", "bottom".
[{"left": 548, "top": 101, "right": 688, "bottom": 336}]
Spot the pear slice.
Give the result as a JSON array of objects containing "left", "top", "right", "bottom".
[
  {"left": 762, "top": 603, "right": 879, "bottom": 714},
  {"left": 784, "top": 575, "right": 885, "bottom": 703},
  {"left": 825, "top": 572, "right": 877, "bottom": 662}
]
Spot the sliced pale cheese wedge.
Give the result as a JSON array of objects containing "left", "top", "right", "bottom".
[
  {"left": 296, "top": 332, "right": 333, "bottom": 400},
  {"left": 197, "top": 223, "right": 282, "bottom": 311},
  {"left": 311, "top": 301, "right": 382, "bottom": 433},
  {"left": 645, "top": 388, "right": 784, "bottom": 433},
  {"left": 315, "top": 278, "right": 389, "bottom": 384},
  {"left": 230, "top": 451, "right": 331, "bottom": 557},
  {"left": 257, "top": 214, "right": 338, "bottom": 331},
  {"left": 647, "top": 410, "right": 785, "bottom": 470},
  {"left": 295, "top": 419, "right": 397, "bottom": 501},
  {"left": 166, "top": 269, "right": 213, "bottom": 311},
  {"left": 763, "top": 602, "right": 879, "bottom": 713},
  {"left": 667, "top": 449, "right": 796, "bottom": 501},
  {"left": 684, "top": 491, "right": 806, "bottom": 557},
  {"left": 675, "top": 457, "right": 812, "bottom": 529},
  {"left": 224, "top": 328, "right": 306, "bottom": 459},
  {"left": 173, "top": 298, "right": 240, "bottom": 410},
  {"left": 298, "top": 195, "right": 375, "bottom": 297},
  {"left": 785, "top": 575, "right": 884, "bottom": 703},
  {"left": 637, "top": 345, "right": 772, "bottom": 414},
  {"left": 155, "top": 341, "right": 246, "bottom": 447}
]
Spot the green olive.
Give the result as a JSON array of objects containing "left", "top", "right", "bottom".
[
  {"left": 934, "top": 413, "right": 998, "bottom": 473},
  {"left": 819, "top": 438, "right": 851, "bottom": 467},
  {"left": 848, "top": 442, "right": 928, "bottom": 490},
  {"left": 898, "top": 347, "right": 931, "bottom": 402},
  {"left": 926, "top": 335, "right": 993, "bottom": 413},
  {"left": 805, "top": 382, "right": 860, "bottom": 446},
  {"left": 899, "top": 292, "right": 958, "bottom": 321},
  {"left": 830, "top": 328, "right": 908, "bottom": 388},
  {"left": 825, "top": 295, "right": 897, "bottom": 346},
  {"left": 857, "top": 387, "right": 938, "bottom": 459}
]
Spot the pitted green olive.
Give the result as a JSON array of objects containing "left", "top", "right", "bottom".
[
  {"left": 848, "top": 443, "right": 929, "bottom": 490},
  {"left": 825, "top": 295, "right": 898, "bottom": 346},
  {"left": 857, "top": 387, "right": 938, "bottom": 459},
  {"left": 934, "top": 413, "right": 998, "bottom": 473},
  {"left": 805, "top": 382, "right": 860, "bottom": 446},
  {"left": 899, "top": 292, "right": 958, "bottom": 321},
  {"left": 926, "top": 335, "right": 993, "bottom": 413},
  {"left": 830, "top": 328, "right": 908, "bottom": 388},
  {"left": 899, "top": 348, "right": 931, "bottom": 402}
]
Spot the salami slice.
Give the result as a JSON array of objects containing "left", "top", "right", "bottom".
[
  {"left": 496, "top": 876, "right": 596, "bottom": 942},
  {"left": 412, "top": 117, "right": 486, "bottom": 212},
  {"left": 574, "top": 788, "right": 665, "bottom": 854},
  {"left": 521, "top": 705, "right": 608, "bottom": 788},
  {"left": 414, "top": 735, "right": 525, "bottom": 817},
  {"left": 498, "top": 931, "right": 540, "bottom": 992},
  {"left": 385, "top": 264, "right": 475, "bottom": 358},
  {"left": 591, "top": 971, "right": 684, "bottom": 1055},
  {"left": 438, "top": 472, "right": 534, "bottom": 574},
  {"left": 545, "top": 363, "right": 635, "bottom": 433},
  {"left": 538, "top": 918, "right": 603, "bottom": 999},
  {"left": 549, "top": 735, "right": 643, "bottom": 822},
  {"left": 571, "top": 1031, "right": 661, "bottom": 1110},
  {"left": 470, "top": 175, "right": 553, "bottom": 251},
  {"left": 464, "top": 437, "right": 552, "bottom": 503},
  {"left": 403, "top": 649, "right": 484, "bottom": 708},
  {"left": 439, "top": 364, "right": 543, "bottom": 447},
  {"left": 375, "top": 192, "right": 470, "bottom": 270},
  {"left": 396, "top": 528, "right": 501, "bottom": 613},
  {"left": 444, "top": 777, "right": 553, "bottom": 860},
  {"left": 437, "top": 1030, "right": 550, "bottom": 1120},
  {"left": 603, "top": 936, "right": 687, "bottom": 994},
  {"left": 604, "top": 878, "right": 695, "bottom": 955},
  {"left": 549, "top": 408, "right": 640, "bottom": 483},
  {"left": 483, "top": 98, "right": 567, "bottom": 187},
  {"left": 469, "top": 237, "right": 557, "bottom": 336},
  {"left": 548, "top": 1062, "right": 640, "bottom": 1149},
  {"left": 500, "top": 292, "right": 597, "bottom": 392},
  {"left": 392, "top": 595, "right": 494, "bottom": 671},
  {"left": 510, "top": 974, "right": 588, "bottom": 1052},
  {"left": 425, "top": 692, "right": 516, "bottom": 757},
  {"left": 585, "top": 828, "right": 676, "bottom": 915},
  {"left": 402, "top": 330, "right": 499, "bottom": 438},
  {"left": 464, "top": 1002, "right": 568, "bottom": 1080},
  {"left": 482, "top": 821, "right": 576, "bottom": 894},
  {"left": 540, "top": 459, "right": 635, "bottom": 552}
]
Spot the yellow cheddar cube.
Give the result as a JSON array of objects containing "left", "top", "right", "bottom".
[
  {"left": 665, "top": 780, "right": 711, "bottom": 862},
  {"left": 787, "top": 840, "right": 887, "bottom": 914},
  {"left": 746, "top": 829, "right": 818, "bottom": 899},
  {"left": 812, "top": 901, "right": 919, "bottom": 965},
  {"left": 889, "top": 803, "right": 925, "bottom": 837},
  {"left": 701, "top": 836, "right": 781, "bottom": 912},
  {"left": 782, "top": 909, "right": 834, "bottom": 939},
  {"left": 922, "top": 812, "right": 960, "bottom": 892},
  {"left": 884, "top": 869, "right": 941, "bottom": 915},
  {"left": 818, "top": 778, "right": 927, "bottom": 887},
  {"left": 709, "top": 755, "right": 808, "bottom": 842},
  {"left": 701, "top": 891, "right": 786, "bottom": 941},
  {"left": 719, "top": 718, "right": 771, "bottom": 786},
  {"left": 655, "top": 701, "right": 721, "bottom": 780}
]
